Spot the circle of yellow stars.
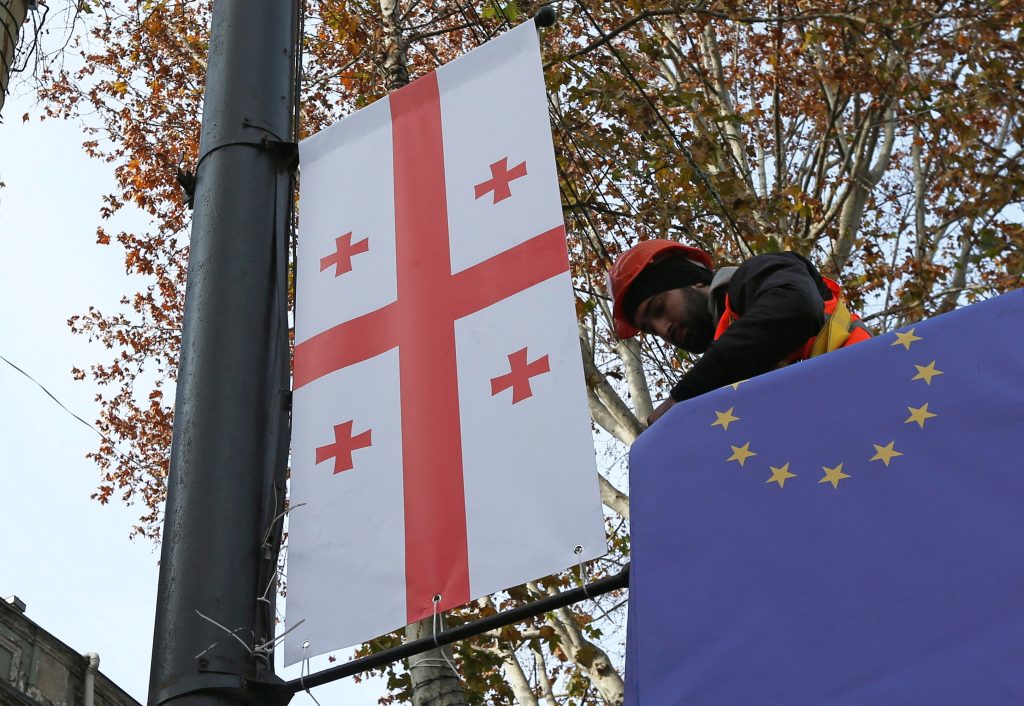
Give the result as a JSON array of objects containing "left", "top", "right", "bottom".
[{"left": 710, "top": 327, "right": 941, "bottom": 490}]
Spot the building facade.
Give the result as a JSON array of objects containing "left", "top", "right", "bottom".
[{"left": 0, "top": 596, "right": 139, "bottom": 706}]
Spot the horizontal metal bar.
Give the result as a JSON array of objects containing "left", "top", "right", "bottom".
[{"left": 283, "top": 564, "right": 630, "bottom": 693}]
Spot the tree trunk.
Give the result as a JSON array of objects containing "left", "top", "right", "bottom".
[
  {"left": 533, "top": 646, "right": 558, "bottom": 706},
  {"left": 405, "top": 617, "right": 470, "bottom": 706},
  {"left": 1, "top": 0, "right": 29, "bottom": 117},
  {"left": 380, "top": 0, "right": 408, "bottom": 90},
  {"left": 831, "top": 107, "right": 895, "bottom": 271},
  {"left": 498, "top": 647, "right": 540, "bottom": 706},
  {"left": 530, "top": 582, "right": 625, "bottom": 705}
]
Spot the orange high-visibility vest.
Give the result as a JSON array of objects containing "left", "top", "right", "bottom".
[{"left": 713, "top": 275, "right": 872, "bottom": 363}]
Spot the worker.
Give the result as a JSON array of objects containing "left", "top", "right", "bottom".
[{"left": 608, "top": 240, "right": 872, "bottom": 425}]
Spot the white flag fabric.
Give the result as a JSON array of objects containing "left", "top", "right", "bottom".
[{"left": 286, "top": 21, "right": 607, "bottom": 664}]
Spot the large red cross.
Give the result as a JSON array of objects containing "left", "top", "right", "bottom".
[
  {"left": 320, "top": 232, "right": 369, "bottom": 277},
  {"left": 474, "top": 157, "right": 528, "bottom": 204},
  {"left": 294, "top": 74, "right": 569, "bottom": 623},
  {"left": 490, "top": 348, "right": 550, "bottom": 404},
  {"left": 315, "top": 420, "right": 372, "bottom": 474}
]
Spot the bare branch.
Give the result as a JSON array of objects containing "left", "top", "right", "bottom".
[
  {"left": 599, "top": 475, "right": 630, "bottom": 521},
  {"left": 615, "top": 337, "right": 652, "bottom": 422}
]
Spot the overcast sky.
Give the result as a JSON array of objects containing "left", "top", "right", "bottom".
[{"left": 0, "top": 88, "right": 384, "bottom": 704}]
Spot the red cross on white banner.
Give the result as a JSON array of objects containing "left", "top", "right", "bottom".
[
  {"left": 287, "top": 21, "right": 606, "bottom": 663},
  {"left": 295, "top": 73, "right": 570, "bottom": 619},
  {"left": 475, "top": 157, "right": 528, "bottom": 204},
  {"left": 490, "top": 347, "right": 551, "bottom": 404},
  {"left": 315, "top": 420, "right": 372, "bottom": 474},
  {"left": 320, "top": 232, "right": 369, "bottom": 277}
]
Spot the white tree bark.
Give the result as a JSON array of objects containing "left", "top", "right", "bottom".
[
  {"left": 936, "top": 111, "right": 1013, "bottom": 313},
  {"left": 497, "top": 646, "right": 540, "bottom": 706},
  {"left": 467, "top": 596, "right": 541, "bottom": 706},
  {"left": 380, "top": 0, "right": 408, "bottom": 90},
  {"left": 912, "top": 123, "right": 927, "bottom": 259},
  {"left": 533, "top": 646, "right": 559, "bottom": 706},
  {"left": 405, "top": 616, "right": 469, "bottom": 706},
  {"left": 831, "top": 106, "right": 896, "bottom": 270},
  {"left": 529, "top": 581, "right": 625, "bottom": 706},
  {"left": 615, "top": 337, "right": 652, "bottom": 422},
  {"left": 579, "top": 333, "right": 644, "bottom": 444},
  {"left": 697, "top": 22, "right": 753, "bottom": 188},
  {"left": 1, "top": 0, "right": 29, "bottom": 117}
]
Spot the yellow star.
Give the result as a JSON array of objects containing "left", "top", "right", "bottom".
[
  {"left": 905, "top": 403, "right": 937, "bottom": 428},
  {"left": 766, "top": 462, "right": 797, "bottom": 488},
  {"left": 870, "top": 441, "right": 904, "bottom": 467},
  {"left": 892, "top": 328, "right": 922, "bottom": 351},
  {"left": 819, "top": 463, "right": 850, "bottom": 489},
  {"left": 711, "top": 407, "right": 740, "bottom": 431},
  {"left": 730, "top": 380, "right": 747, "bottom": 390},
  {"left": 912, "top": 361, "right": 943, "bottom": 385},
  {"left": 727, "top": 442, "right": 757, "bottom": 467}
]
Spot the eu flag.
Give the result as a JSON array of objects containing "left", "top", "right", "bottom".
[{"left": 624, "top": 290, "right": 1024, "bottom": 705}]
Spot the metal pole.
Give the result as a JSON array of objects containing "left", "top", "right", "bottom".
[{"left": 148, "top": 1, "right": 298, "bottom": 704}]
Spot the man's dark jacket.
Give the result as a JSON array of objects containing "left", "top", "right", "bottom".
[{"left": 669, "top": 252, "right": 835, "bottom": 402}]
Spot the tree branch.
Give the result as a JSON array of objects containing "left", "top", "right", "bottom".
[{"left": 579, "top": 333, "right": 645, "bottom": 443}]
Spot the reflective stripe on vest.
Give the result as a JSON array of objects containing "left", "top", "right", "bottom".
[{"left": 713, "top": 275, "right": 872, "bottom": 364}]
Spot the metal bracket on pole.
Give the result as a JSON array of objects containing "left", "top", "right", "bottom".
[
  {"left": 241, "top": 677, "right": 295, "bottom": 706},
  {"left": 151, "top": 673, "right": 243, "bottom": 706},
  {"left": 176, "top": 135, "right": 298, "bottom": 210},
  {"left": 261, "top": 136, "right": 300, "bottom": 172},
  {"left": 151, "top": 658, "right": 293, "bottom": 706}
]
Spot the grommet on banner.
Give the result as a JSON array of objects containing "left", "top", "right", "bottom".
[
  {"left": 300, "top": 641, "right": 322, "bottom": 706},
  {"left": 574, "top": 545, "right": 592, "bottom": 599},
  {"left": 431, "top": 594, "right": 443, "bottom": 647},
  {"left": 572, "top": 545, "right": 621, "bottom": 626},
  {"left": 429, "top": 593, "right": 459, "bottom": 675}
]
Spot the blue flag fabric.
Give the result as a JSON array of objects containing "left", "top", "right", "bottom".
[{"left": 624, "top": 290, "right": 1024, "bottom": 705}]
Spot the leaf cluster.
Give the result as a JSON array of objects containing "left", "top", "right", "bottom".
[{"left": 26, "top": 0, "right": 1024, "bottom": 701}]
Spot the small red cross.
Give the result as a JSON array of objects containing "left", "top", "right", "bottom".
[
  {"left": 315, "top": 420, "right": 372, "bottom": 474},
  {"left": 320, "top": 232, "right": 370, "bottom": 277},
  {"left": 490, "top": 347, "right": 551, "bottom": 404},
  {"left": 474, "top": 157, "right": 528, "bottom": 204}
]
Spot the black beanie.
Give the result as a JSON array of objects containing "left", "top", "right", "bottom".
[{"left": 621, "top": 255, "right": 713, "bottom": 327}]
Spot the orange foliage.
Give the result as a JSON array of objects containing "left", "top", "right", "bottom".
[{"left": 33, "top": 1, "right": 1024, "bottom": 699}]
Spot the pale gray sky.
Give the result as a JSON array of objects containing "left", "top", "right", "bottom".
[{"left": 0, "top": 88, "right": 385, "bottom": 704}]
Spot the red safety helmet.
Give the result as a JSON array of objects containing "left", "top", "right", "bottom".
[{"left": 608, "top": 240, "right": 714, "bottom": 339}]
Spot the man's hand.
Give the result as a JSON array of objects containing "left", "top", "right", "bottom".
[{"left": 647, "top": 397, "right": 677, "bottom": 426}]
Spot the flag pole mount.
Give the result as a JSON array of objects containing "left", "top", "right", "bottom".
[{"left": 535, "top": 5, "right": 558, "bottom": 28}]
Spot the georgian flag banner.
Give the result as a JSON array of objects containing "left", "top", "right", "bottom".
[{"left": 285, "top": 21, "right": 607, "bottom": 663}]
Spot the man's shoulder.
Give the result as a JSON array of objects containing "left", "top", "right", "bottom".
[
  {"left": 727, "top": 251, "right": 828, "bottom": 303},
  {"left": 730, "top": 251, "right": 819, "bottom": 284},
  {"left": 736, "top": 250, "right": 813, "bottom": 274}
]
